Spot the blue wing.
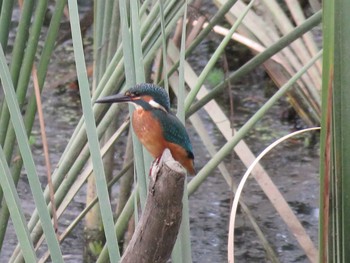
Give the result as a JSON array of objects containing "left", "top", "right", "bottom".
[{"left": 152, "top": 110, "right": 194, "bottom": 159}]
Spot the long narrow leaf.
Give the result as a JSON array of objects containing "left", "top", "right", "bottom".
[
  {"left": 328, "top": 0, "right": 350, "bottom": 261},
  {"left": 188, "top": 10, "right": 322, "bottom": 116},
  {"left": 0, "top": 0, "right": 68, "bottom": 259},
  {"left": 0, "top": 43, "right": 64, "bottom": 263},
  {"left": 171, "top": 1, "right": 193, "bottom": 263},
  {"left": 161, "top": 0, "right": 239, "bottom": 86},
  {"left": 184, "top": 0, "right": 256, "bottom": 111},
  {"left": 319, "top": 1, "right": 334, "bottom": 262},
  {"left": 188, "top": 50, "right": 322, "bottom": 194},
  {"left": 130, "top": 0, "right": 153, "bottom": 185},
  {"left": 176, "top": 0, "right": 188, "bottom": 122},
  {"left": 119, "top": 0, "right": 148, "bottom": 208},
  {"left": 0, "top": 0, "right": 14, "bottom": 49},
  {"left": 0, "top": 146, "right": 37, "bottom": 262},
  {"left": 67, "top": 1, "right": 120, "bottom": 261},
  {"left": 159, "top": 0, "right": 169, "bottom": 92}
]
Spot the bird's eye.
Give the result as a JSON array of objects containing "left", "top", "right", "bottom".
[{"left": 132, "top": 91, "right": 140, "bottom": 97}]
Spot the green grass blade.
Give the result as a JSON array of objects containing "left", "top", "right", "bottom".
[
  {"left": 93, "top": 0, "right": 105, "bottom": 83},
  {"left": 0, "top": 43, "right": 64, "bottom": 263},
  {"left": 0, "top": 0, "right": 68, "bottom": 255},
  {"left": 131, "top": 0, "right": 145, "bottom": 84},
  {"left": 0, "top": 0, "right": 35, "bottom": 145},
  {"left": 159, "top": 0, "right": 169, "bottom": 93},
  {"left": 1, "top": 0, "right": 48, "bottom": 188},
  {"left": 106, "top": 1, "right": 120, "bottom": 62},
  {"left": 0, "top": 146, "right": 37, "bottom": 262},
  {"left": 40, "top": 159, "right": 133, "bottom": 263},
  {"left": 0, "top": 0, "right": 34, "bottom": 245},
  {"left": 119, "top": 0, "right": 148, "bottom": 207},
  {"left": 130, "top": 0, "right": 154, "bottom": 186},
  {"left": 0, "top": 0, "right": 14, "bottom": 49},
  {"left": 8, "top": 0, "right": 35, "bottom": 87},
  {"left": 187, "top": 10, "right": 322, "bottom": 116},
  {"left": 319, "top": 1, "right": 334, "bottom": 261},
  {"left": 67, "top": 0, "right": 120, "bottom": 261},
  {"left": 176, "top": 0, "right": 187, "bottom": 123},
  {"left": 160, "top": 0, "right": 239, "bottom": 87},
  {"left": 188, "top": 50, "right": 323, "bottom": 195},
  {"left": 97, "top": 189, "right": 137, "bottom": 263},
  {"left": 119, "top": 0, "right": 136, "bottom": 85},
  {"left": 330, "top": 0, "right": 350, "bottom": 261},
  {"left": 172, "top": 181, "right": 192, "bottom": 263},
  {"left": 184, "top": 0, "right": 255, "bottom": 112},
  {"left": 98, "top": 0, "right": 114, "bottom": 79},
  {"left": 172, "top": 2, "right": 192, "bottom": 263}
]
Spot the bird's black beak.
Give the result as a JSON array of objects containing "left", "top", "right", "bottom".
[{"left": 95, "top": 94, "right": 132, "bottom": 104}]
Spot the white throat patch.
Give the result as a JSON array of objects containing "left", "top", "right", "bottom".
[{"left": 149, "top": 99, "right": 167, "bottom": 112}]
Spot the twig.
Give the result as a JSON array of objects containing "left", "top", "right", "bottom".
[{"left": 32, "top": 68, "right": 58, "bottom": 233}]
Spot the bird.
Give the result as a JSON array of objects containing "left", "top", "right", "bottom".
[{"left": 96, "top": 83, "right": 195, "bottom": 175}]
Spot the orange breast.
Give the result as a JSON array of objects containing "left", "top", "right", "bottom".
[
  {"left": 132, "top": 109, "right": 166, "bottom": 158},
  {"left": 132, "top": 108, "right": 195, "bottom": 175}
]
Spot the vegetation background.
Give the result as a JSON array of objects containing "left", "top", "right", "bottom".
[{"left": 0, "top": 0, "right": 345, "bottom": 262}]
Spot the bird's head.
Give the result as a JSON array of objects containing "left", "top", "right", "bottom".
[{"left": 96, "top": 83, "right": 170, "bottom": 112}]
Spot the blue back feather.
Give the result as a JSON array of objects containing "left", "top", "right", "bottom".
[{"left": 152, "top": 110, "right": 194, "bottom": 159}]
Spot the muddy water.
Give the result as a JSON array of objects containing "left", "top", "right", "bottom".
[{"left": 1, "top": 5, "right": 319, "bottom": 263}]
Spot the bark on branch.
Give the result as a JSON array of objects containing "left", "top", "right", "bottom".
[{"left": 121, "top": 149, "right": 186, "bottom": 263}]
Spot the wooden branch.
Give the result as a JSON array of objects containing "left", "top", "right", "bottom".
[{"left": 121, "top": 149, "right": 186, "bottom": 263}]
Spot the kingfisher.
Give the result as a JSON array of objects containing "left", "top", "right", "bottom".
[{"left": 96, "top": 83, "right": 195, "bottom": 175}]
